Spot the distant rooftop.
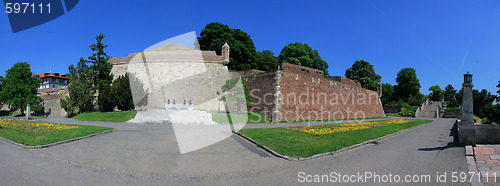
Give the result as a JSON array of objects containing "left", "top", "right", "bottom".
[{"left": 36, "top": 70, "right": 67, "bottom": 79}]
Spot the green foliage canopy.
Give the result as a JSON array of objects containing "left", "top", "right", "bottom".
[
  {"left": 0, "top": 62, "right": 43, "bottom": 114},
  {"left": 197, "top": 22, "right": 257, "bottom": 71},
  {"left": 255, "top": 50, "right": 279, "bottom": 71},
  {"left": 345, "top": 60, "right": 381, "bottom": 91},
  {"left": 66, "top": 58, "right": 95, "bottom": 115},
  {"left": 278, "top": 43, "right": 329, "bottom": 75},
  {"left": 394, "top": 68, "right": 421, "bottom": 101},
  {"left": 112, "top": 73, "right": 134, "bottom": 111},
  {"left": 88, "top": 34, "right": 114, "bottom": 112},
  {"left": 380, "top": 83, "right": 396, "bottom": 104},
  {"left": 428, "top": 85, "right": 444, "bottom": 101}
]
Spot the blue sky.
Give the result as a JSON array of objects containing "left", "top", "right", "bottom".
[{"left": 1, "top": 0, "right": 500, "bottom": 96}]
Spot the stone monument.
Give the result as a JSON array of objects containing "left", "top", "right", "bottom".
[
  {"left": 458, "top": 72, "right": 476, "bottom": 146},
  {"left": 26, "top": 101, "right": 31, "bottom": 120},
  {"left": 461, "top": 72, "right": 474, "bottom": 124}
]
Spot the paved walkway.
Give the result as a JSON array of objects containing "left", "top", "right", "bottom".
[
  {"left": 0, "top": 117, "right": 468, "bottom": 185},
  {"left": 471, "top": 145, "right": 500, "bottom": 185}
]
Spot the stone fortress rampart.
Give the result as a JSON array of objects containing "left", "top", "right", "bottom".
[
  {"left": 109, "top": 43, "right": 385, "bottom": 122},
  {"left": 109, "top": 44, "right": 238, "bottom": 112},
  {"left": 243, "top": 63, "right": 385, "bottom": 121}
]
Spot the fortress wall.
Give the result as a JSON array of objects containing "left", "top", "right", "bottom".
[
  {"left": 280, "top": 63, "right": 323, "bottom": 78},
  {"left": 115, "top": 56, "right": 232, "bottom": 111},
  {"left": 111, "top": 63, "right": 128, "bottom": 79},
  {"left": 277, "top": 71, "right": 385, "bottom": 121},
  {"left": 39, "top": 91, "right": 68, "bottom": 116},
  {"left": 243, "top": 72, "right": 277, "bottom": 120}
]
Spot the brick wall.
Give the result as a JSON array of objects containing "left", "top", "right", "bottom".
[
  {"left": 277, "top": 71, "right": 384, "bottom": 121},
  {"left": 243, "top": 63, "right": 385, "bottom": 122},
  {"left": 327, "top": 76, "right": 362, "bottom": 87},
  {"left": 243, "top": 72, "right": 276, "bottom": 120},
  {"left": 280, "top": 63, "right": 323, "bottom": 78}
]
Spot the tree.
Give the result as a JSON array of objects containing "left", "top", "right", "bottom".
[
  {"left": 0, "top": 62, "right": 43, "bottom": 114},
  {"left": 345, "top": 60, "right": 381, "bottom": 91},
  {"left": 428, "top": 85, "right": 444, "bottom": 101},
  {"left": 255, "top": 50, "right": 279, "bottom": 71},
  {"left": 473, "top": 89, "right": 496, "bottom": 118},
  {"left": 444, "top": 84, "right": 457, "bottom": 102},
  {"left": 394, "top": 68, "right": 421, "bottom": 101},
  {"left": 380, "top": 83, "right": 396, "bottom": 104},
  {"left": 65, "top": 58, "right": 95, "bottom": 115},
  {"left": 497, "top": 81, "right": 500, "bottom": 102},
  {"left": 197, "top": 22, "right": 257, "bottom": 71},
  {"left": 112, "top": 73, "right": 134, "bottom": 111},
  {"left": 0, "top": 76, "right": 3, "bottom": 103},
  {"left": 278, "top": 43, "right": 329, "bottom": 75},
  {"left": 87, "top": 34, "right": 114, "bottom": 112}
]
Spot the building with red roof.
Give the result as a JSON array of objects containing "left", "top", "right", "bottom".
[{"left": 36, "top": 70, "right": 68, "bottom": 89}]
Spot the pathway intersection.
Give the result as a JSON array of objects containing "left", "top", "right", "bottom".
[{"left": 0, "top": 116, "right": 468, "bottom": 185}]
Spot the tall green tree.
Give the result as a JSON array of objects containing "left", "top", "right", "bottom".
[
  {"left": 0, "top": 62, "right": 43, "bottom": 114},
  {"left": 64, "top": 58, "right": 95, "bottom": 115},
  {"left": 443, "top": 84, "right": 456, "bottom": 102},
  {"left": 394, "top": 68, "right": 421, "bottom": 101},
  {"left": 497, "top": 81, "right": 500, "bottom": 102},
  {"left": 255, "top": 50, "right": 279, "bottom": 71},
  {"left": 428, "top": 85, "right": 444, "bottom": 101},
  {"left": 380, "top": 83, "right": 396, "bottom": 104},
  {"left": 0, "top": 76, "right": 3, "bottom": 103},
  {"left": 197, "top": 22, "right": 257, "bottom": 71},
  {"left": 473, "top": 89, "right": 496, "bottom": 117},
  {"left": 112, "top": 73, "right": 134, "bottom": 111},
  {"left": 278, "top": 43, "right": 329, "bottom": 75},
  {"left": 444, "top": 84, "right": 459, "bottom": 107},
  {"left": 87, "top": 34, "right": 114, "bottom": 112},
  {"left": 345, "top": 60, "right": 381, "bottom": 91}
]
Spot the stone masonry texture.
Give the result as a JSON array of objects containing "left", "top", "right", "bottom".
[{"left": 244, "top": 63, "right": 385, "bottom": 122}]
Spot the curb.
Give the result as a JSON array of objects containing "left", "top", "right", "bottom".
[
  {"left": 0, "top": 129, "right": 116, "bottom": 149},
  {"left": 234, "top": 121, "right": 429, "bottom": 161},
  {"left": 465, "top": 145, "right": 483, "bottom": 186}
]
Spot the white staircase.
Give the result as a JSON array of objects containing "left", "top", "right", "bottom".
[{"left": 127, "top": 109, "right": 217, "bottom": 125}]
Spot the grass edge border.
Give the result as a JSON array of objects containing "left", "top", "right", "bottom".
[
  {"left": 233, "top": 119, "right": 433, "bottom": 161},
  {"left": 0, "top": 129, "right": 116, "bottom": 149}
]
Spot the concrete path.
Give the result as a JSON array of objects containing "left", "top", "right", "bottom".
[{"left": 0, "top": 117, "right": 467, "bottom": 185}]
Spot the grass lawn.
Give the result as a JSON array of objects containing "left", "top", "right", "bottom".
[
  {"left": 211, "top": 111, "right": 271, "bottom": 124},
  {"left": 72, "top": 111, "right": 137, "bottom": 122},
  {"left": 237, "top": 119, "right": 432, "bottom": 158},
  {"left": 0, "top": 120, "right": 113, "bottom": 146},
  {"left": 386, "top": 113, "right": 409, "bottom": 117},
  {"left": 386, "top": 113, "right": 401, "bottom": 117}
]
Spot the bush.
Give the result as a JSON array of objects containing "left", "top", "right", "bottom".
[
  {"left": 98, "top": 84, "right": 115, "bottom": 112},
  {"left": 112, "top": 73, "right": 134, "bottom": 111},
  {"left": 398, "top": 106, "right": 417, "bottom": 117},
  {"left": 409, "top": 98, "right": 424, "bottom": 106},
  {"left": 444, "top": 107, "right": 460, "bottom": 116},
  {"left": 60, "top": 96, "right": 78, "bottom": 117}
]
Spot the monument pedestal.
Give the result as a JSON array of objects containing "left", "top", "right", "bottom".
[{"left": 458, "top": 122, "right": 476, "bottom": 146}]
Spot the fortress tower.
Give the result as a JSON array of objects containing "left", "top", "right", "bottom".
[{"left": 222, "top": 42, "right": 230, "bottom": 65}]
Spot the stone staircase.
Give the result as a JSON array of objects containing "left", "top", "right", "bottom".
[
  {"left": 415, "top": 100, "right": 441, "bottom": 118},
  {"left": 127, "top": 109, "right": 217, "bottom": 125}
]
